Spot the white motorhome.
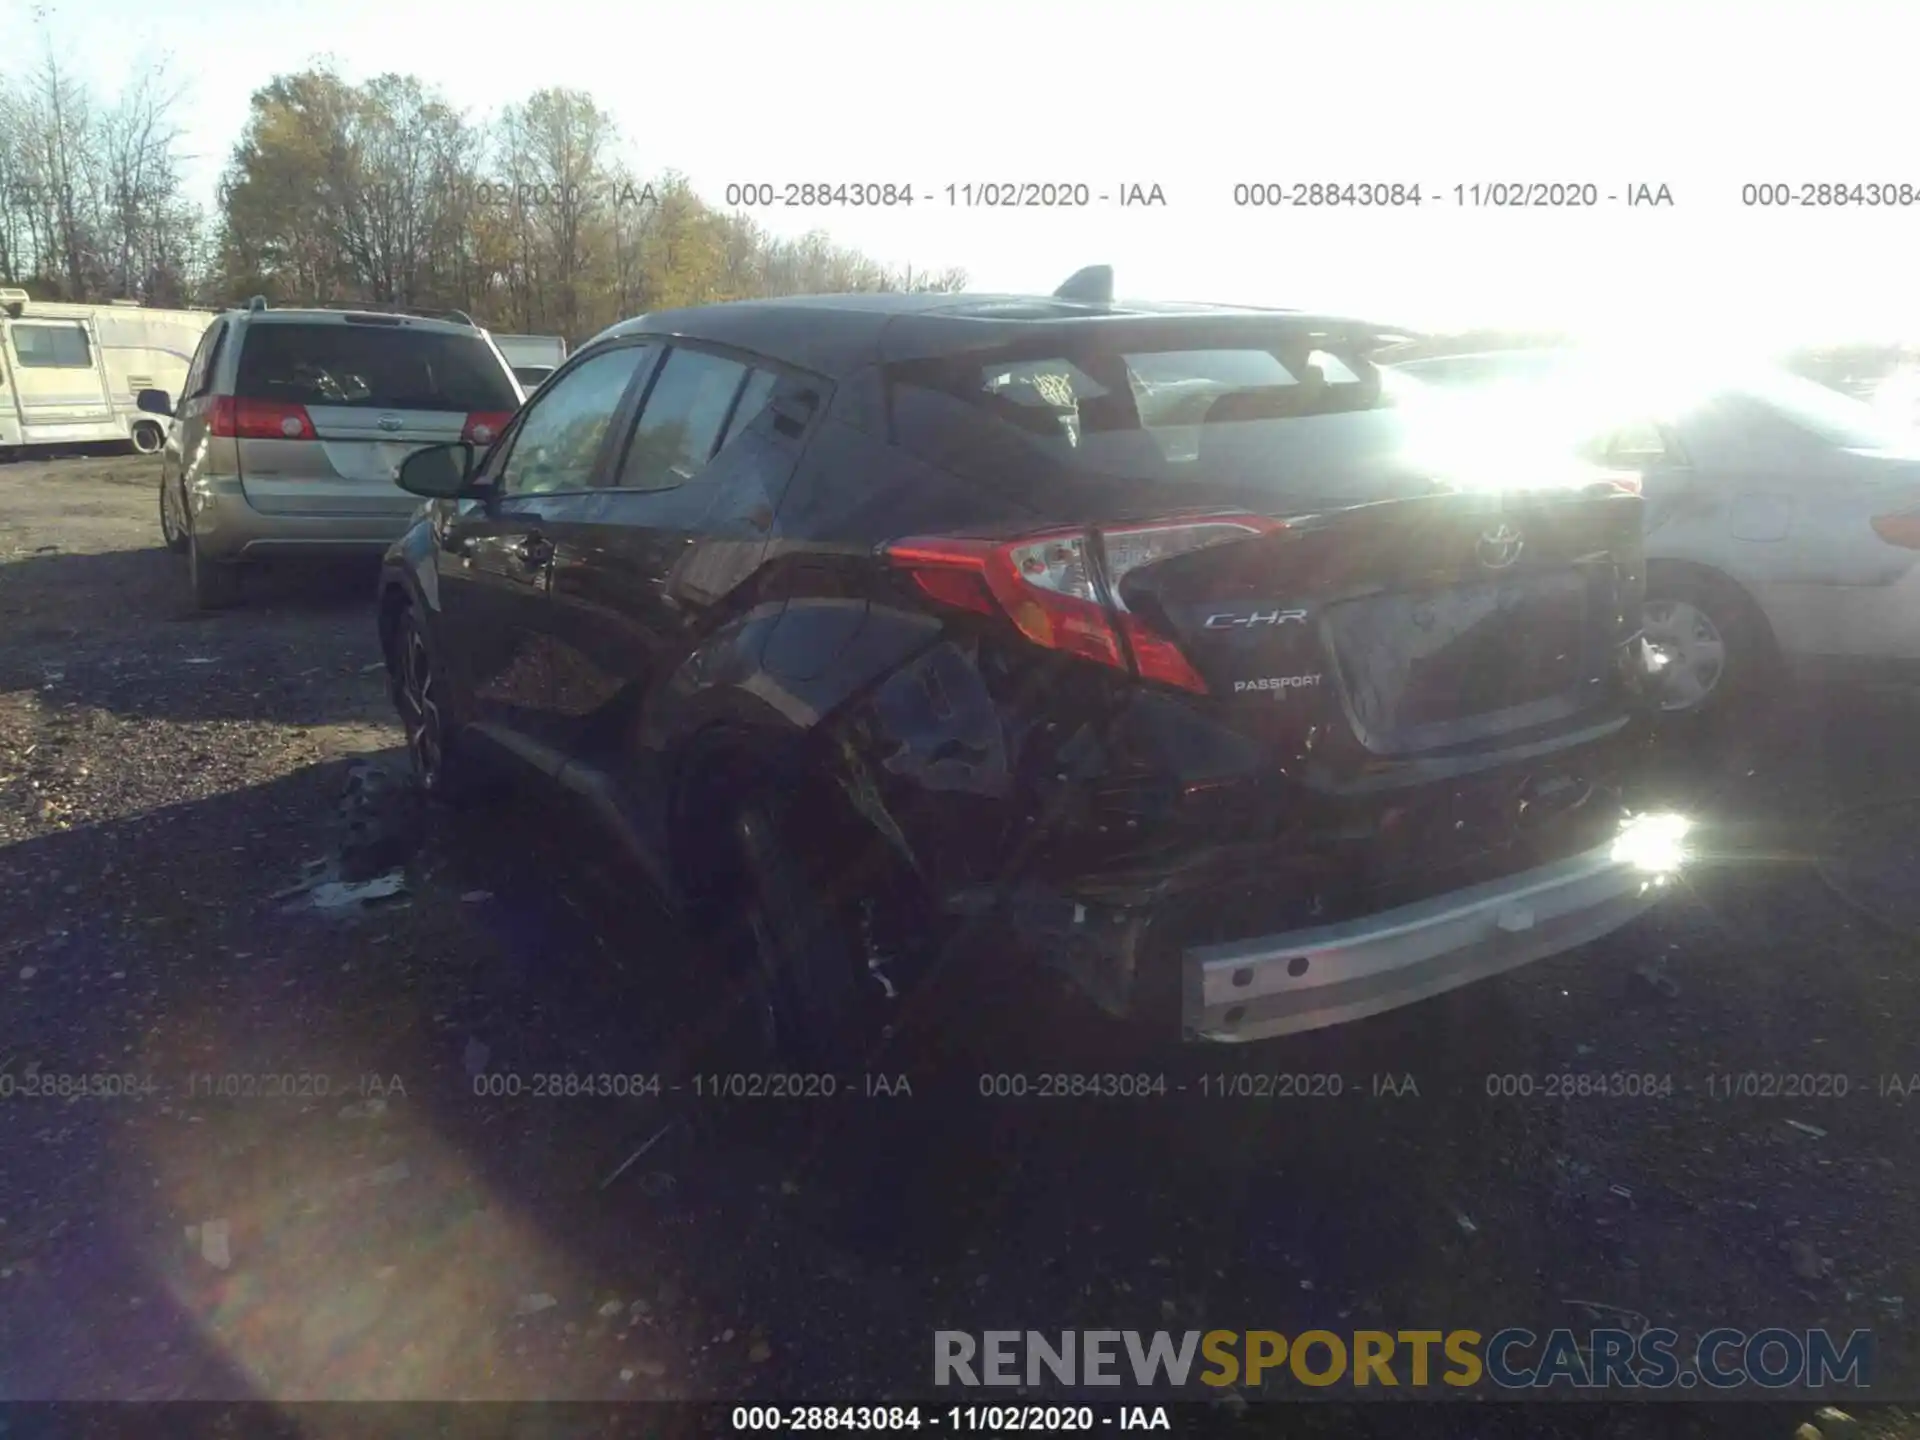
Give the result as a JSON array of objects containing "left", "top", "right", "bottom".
[
  {"left": 0, "top": 289, "right": 217, "bottom": 455},
  {"left": 489, "top": 332, "right": 568, "bottom": 394}
]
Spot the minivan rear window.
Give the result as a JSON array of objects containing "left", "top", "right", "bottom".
[
  {"left": 235, "top": 323, "right": 519, "bottom": 412},
  {"left": 887, "top": 339, "right": 1422, "bottom": 503}
]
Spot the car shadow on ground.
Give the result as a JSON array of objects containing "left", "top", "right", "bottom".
[{"left": 9, "top": 705, "right": 1918, "bottom": 1400}]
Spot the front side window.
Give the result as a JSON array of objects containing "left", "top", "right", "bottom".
[
  {"left": 496, "top": 345, "right": 653, "bottom": 496},
  {"left": 12, "top": 322, "right": 93, "bottom": 368}
]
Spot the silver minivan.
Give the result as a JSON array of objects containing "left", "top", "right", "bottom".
[{"left": 142, "top": 302, "right": 523, "bottom": 608}]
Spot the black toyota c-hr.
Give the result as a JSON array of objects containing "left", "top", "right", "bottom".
[{"left": 377, "top": 267, "right": 1688, "bottom": 1065}]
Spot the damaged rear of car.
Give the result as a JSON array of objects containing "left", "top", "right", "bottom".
[{"left": 796, "top": 304, "right": 1685, "bottom": 1044}]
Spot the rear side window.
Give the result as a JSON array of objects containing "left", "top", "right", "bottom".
[
  {"left": 234, "top": 323, "right": 518, "bottom": 412},
  {"left": 12, "top": 322, "right": 93, "bottom": 368},
  {"left": 888, "top": 337, "right": 1409, "bottom": 502},
  {"left": 614, "top": 347, "right": 754, "bottom": 492}
]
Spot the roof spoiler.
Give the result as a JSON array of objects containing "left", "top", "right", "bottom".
[{"left": 1053, "top": 265, "right": 1113, "bottom": 304}]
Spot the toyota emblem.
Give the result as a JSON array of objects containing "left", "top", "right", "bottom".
[
  {"left": 377, "top": 413, "right": 403, "bottom": 432},
  {"left": 1477, "top": 523, "right": 1525, "bottom": 570}
]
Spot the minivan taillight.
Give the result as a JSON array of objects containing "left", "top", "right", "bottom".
[
  {"left": 1871, "top": 509, "right": 1920, "bottom": 550},
  {"left": 463, "top": 411, "right": 512, "bottom": 446},
  {"left": 885, "top": 514, "right": 1285, "bottom": 694},
  {"left": 209, "top": 397, "right": 315, "bottom": 441}
]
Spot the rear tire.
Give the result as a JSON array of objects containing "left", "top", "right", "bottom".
[
  {"left": 709, "top": 774, "right": 903, "bottom": 1071},
  {"left": 1641, "top": 572, "right": 1770, "bottom": 724},
  {"left": 158, "top": 475, "right": 189, "bottom": 554},
  {"left": 187, "top": 527, "right": 241, "bottom": 610},
  {"left": 131, "top": 420, "right": 164, "bottom": 456}
]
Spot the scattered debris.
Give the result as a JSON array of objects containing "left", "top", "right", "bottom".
[
  {"left": 1564, "top": 1300, "right": 1650, "bottom": 1334},
  {"left": 1814, "top": 1407, "right": 1860, "bottom": 1440},
  {"left": 1453, "top": 1209, "right": 1478, "bottom": 1236},
  {"left": 346, "top": 1160, "right": 411, "bottom": 1190},
  {"left": 1795, "top": 1423, "right": 1825, "bottom": 1440},
  {"left": 18, "top": 967, "right": 34, "bottom": 981},
  {"left": 1877, "top": 1295, "right": 1904, "bottom": 1320},
  {"left": 1630, "top": 963, "right": 1680, "bottom": 999},
  {"left": 306, "top": 871, "right": 408, "bottom": 911},
  {"left": 1785, "top": 1119, "right": 1828, "bottom": 1139},
  {"left": 598, "top": 1300, "right": 624, "bottom": 1319},
  {"left": 338, "top": 1097, "right": 388, "bottom": 1121},
  {"left": 631, "top": 1358, "right": 668, "bottom": 1380},
  {"left": 1787, "top": 1239, "right": 1828, "bottom": 1282},
  {"left": 601, "top": 1123, "right": 675, "bottom": 1191},
  {"left": 198, "top": 1219, "right": 232, "bottom": 1270},
  {"left": 462, "top": 1037, "right": 490, "bottom": 1078},
  {"left": 460, "top": 890, "right": 494, "bottom": 903},
  {"left": 514, "top": 1293, "right": 558, "bottom": 1316},
  {"left": 749, "top": 1338, "right": 773, "bottom": 1363},
  {"left": 638, "top": 1171, "right": 675, "bottom": 1198},
  {"left": 1608, "top": 1184, "right": 1634, "bottom": 1201}
]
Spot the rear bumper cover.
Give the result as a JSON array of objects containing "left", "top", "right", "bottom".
[
  {"left": 188, "top": 477, "right": 417, "bottom": 561},
  {"left": 1182, "top": 832, "right": 1675, "bottom": 1042}
]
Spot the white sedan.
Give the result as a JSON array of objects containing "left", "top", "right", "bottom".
[{"left": 1389, "top": 351, "right": 1920, "bottom": 717}]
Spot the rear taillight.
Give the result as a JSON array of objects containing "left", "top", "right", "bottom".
[
  {"left": 463, "top": 411, "right": 512, "bottom": 446},
  {"left": 1871, "top": 510, "right": 1920, "bottom": 550},
  {"left": 208, "top": 397, "right": 315, "bottom": 441},
  {"left": 885, "top": 513, "right": 1284, "bottom": 694}
]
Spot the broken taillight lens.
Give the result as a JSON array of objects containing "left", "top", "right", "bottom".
[{"left": 885, "top": 513, "right": 1284, "bottom": 694}]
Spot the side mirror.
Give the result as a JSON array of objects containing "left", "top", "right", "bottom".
[
  {"left": 136, "top": 388, "right": 173, "bottom": 418},
  {"left": 397, "top": 441, "right": 484, "bottom": 498}
]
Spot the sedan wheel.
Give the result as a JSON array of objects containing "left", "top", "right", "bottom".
[{"left": 1641, "top": 596, "right": 1728, "bottom": 713}]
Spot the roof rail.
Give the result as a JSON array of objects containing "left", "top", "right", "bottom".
[
  {"left": 265, "top": 300, "right": 476, "bottom": 326},
  {"left": 0, "top": 287, "right": 27, "bottom": 317},
  {"left": 248, "top": 295, "right": 268, "bottom": 311}
]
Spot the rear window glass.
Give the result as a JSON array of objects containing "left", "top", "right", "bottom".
[
  {"left": 888, "top": 339, "right": 1419, "bottom": 502},
  {"left": 235, "top": 323, "right": 518, "bottom": 412}
]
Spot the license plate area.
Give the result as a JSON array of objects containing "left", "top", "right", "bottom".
[{"left": 1328, "top": 571, "right": 1592, "bottom": 746}]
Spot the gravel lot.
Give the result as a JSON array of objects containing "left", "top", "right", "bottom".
[{"left": 3, "top": 452, "right": 1920, "bottom": 1432}]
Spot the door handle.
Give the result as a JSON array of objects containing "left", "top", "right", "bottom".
[{"left": 513, "top": 534, "right": 554, "bottom": 567}]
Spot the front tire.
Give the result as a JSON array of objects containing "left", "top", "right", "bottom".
[{"left": 388, "top": 604, "right": 485, "bottom": 806}]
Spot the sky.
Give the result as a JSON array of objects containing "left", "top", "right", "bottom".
[{"left": 11, "top": 0, "right": 1919, "bottom": 348}]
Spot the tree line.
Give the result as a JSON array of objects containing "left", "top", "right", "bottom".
[{"left": 0, "top": 54, "right": 966, "bottom": 343}]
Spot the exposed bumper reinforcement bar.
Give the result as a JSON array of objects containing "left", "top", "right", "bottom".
[{"left": 1182, "top": 838, "right": 1673, "bottom": 1042}]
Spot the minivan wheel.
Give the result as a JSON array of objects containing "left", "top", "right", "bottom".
[
  {"left": 187, "top": 527, "right": 241, "bottom": 610},
  {"left": 158, "top": 477, "right": 189, "bottom": 554},
  {"left": 727, "top": 791, "right": 895, "bottom": 1070},
  {"left": 1641, "top": 575, "right": 1767, "bottom": 720},
  {"left": 131, "top": 420, "right": 164, "bottom": 456}
]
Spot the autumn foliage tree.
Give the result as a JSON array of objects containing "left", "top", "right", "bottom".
[
  {"left": 2, "top": 58, "right": 966, "bottom": 337},
  {"left": 212, "top": 67, "right": 966, "bottom": 341}
]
